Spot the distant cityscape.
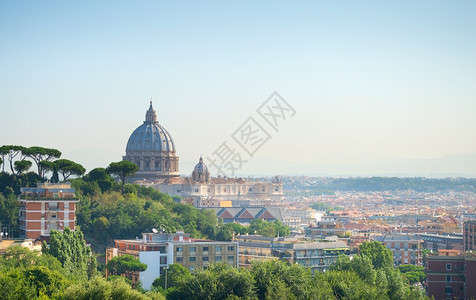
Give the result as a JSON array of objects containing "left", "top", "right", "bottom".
[{"left": 2, "top": 102, "right": 475, "bottom": 299}]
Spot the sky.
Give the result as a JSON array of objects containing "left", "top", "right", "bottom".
[{"left": 1, "top": 1, "right": 476, "bottom": 177}]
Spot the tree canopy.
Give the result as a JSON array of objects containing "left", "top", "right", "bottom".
[
  {"left": 23, "top": 146, "right": 62, "bottom": 178},
  {"left": 14, "top": 159, "right": 32, "bottom": 174},
  {"left": 54, "top": 159, "right": 86, "bottom": 181},
  {"left": 42, "top": 227, "right": 95, "bottom": 280},
  {"left": 106, "top": 254, "right": 147, "bottom": 277},
  {"left": 152, "top": 264, "right": 191, "bottom": 290},
  {"left": 106, "top": 161, "right": 139, "bottom": 193},
  {"left": 359, "top": 241, "right": 394, "bottom": 269},
  {"left": 398, "top": 264, "right": 426, "bottom": 284}
]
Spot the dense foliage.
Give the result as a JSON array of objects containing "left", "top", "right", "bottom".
[
  {"left": 163, "top": 258, "right": 427, "bottom": 300},
  {"left": 71, "top": 169, "right": 291, "bottom": 248},
  {"left": 42, "top": 228, "right": 97, "bottom": 280},
  {"left": 106, "top": 254, "right": 147, "bottom": 276},
  {"left": 397, "top": 264, "right": 426, "bottom": 285},
  {"left": 0, "top": 237, "right": 162, "bottom": 299},
  {"left": 358, "top": 241, "right": 394, "bottom": 269}
]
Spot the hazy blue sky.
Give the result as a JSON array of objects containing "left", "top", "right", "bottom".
[{"left": 1, "top": 1, "right": 476, "bottom": 177}]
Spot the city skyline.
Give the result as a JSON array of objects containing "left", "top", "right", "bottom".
[{"left": 1, "top": 1, "right": 476, "bottom": 177}]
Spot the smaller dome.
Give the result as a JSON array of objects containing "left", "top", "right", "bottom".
[
  {"left": 194, "top": 156, "right": 208, "bottom": 173},
  {"left": 192, "top": 156, "right": 210, "bottom": 183}
]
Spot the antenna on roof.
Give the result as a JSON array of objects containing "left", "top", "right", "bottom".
[{"left": 152, "top": 228, "right": 158, "bottom": 233}]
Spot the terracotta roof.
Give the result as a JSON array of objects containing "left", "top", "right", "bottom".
[
  {"left": 237, "top": 209, "right": 255, "bottom": 219},
  {"left": 219, "top": 210, "right": 235, "bottom": 219},
  {"left": 259, "top": 210, "right": 276, "bottom": 219}
]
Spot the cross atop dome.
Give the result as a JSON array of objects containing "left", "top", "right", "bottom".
[{"left": 145, "top": 101, "right": 158, "bottom": 123}]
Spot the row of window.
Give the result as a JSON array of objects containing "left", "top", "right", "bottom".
[
  {"left": 176, "top": 256, "right": 235, "bottom": 263},
  {"left": 176, "top": 246, "right": 234, "bottom": 252}
]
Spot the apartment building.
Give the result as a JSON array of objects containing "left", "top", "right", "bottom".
[
  {"left": 375, "top": 234, "right": 423, "bottom": 266},
  {"left": 236, "top": 234, "right": 349, "bottom": 273},
  {"left": 463, "top": 220, "right": 476, "bottom": 251},
  {"left": 106, "top": 231, "right": 239, "bottom": 290},
  {"left": 18, "top": 183, "right": 79, "bottom": 239},
  {"left": 426, "top": 250, "right": 476, "bottom": 300}
]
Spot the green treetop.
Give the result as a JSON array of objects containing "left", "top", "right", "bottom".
[{"left": 106, "top": 161, "right": 139, "bottom": 194}]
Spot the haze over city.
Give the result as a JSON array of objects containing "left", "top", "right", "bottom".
[{"left": 1, "top": 1, "right": 476, "bottom": 177}]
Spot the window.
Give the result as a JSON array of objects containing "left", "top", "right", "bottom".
[
  {"left": 215, "top": 246, "right": 222, "bottom": 252},
  {"left": 228, "top": 246, "right": 234, "bottom": 251},
  {"left": 160, "top": 256, "right": 167, "bottom": 264},
  {"left": 190, "top": 257, "right": 196, "bottom": 262},
  {"left": 446, "top": 263, "right": 452, "bottom": 270},
  {"left": 215, "top": 256, "right": 222, "bottom": 262},
  {"left": 228, "top": 256, "right": 234, "bottom": 263},
  {"left": 190, "top": 247, "right": 196, "bottom": 252},
  {"left": 203, "top": 257, "right": 209, "bottom": 262},
  {"left": 176, "top": 247, "right": 183, "bottom": 253},
  {"left": 446, "top": 275, "right": 451, "bottom": 282},
  {"left": 203, "top": 247, "right": 209, "bottom": 252},
  {"left": 176, "top": 257, "right": 183, "bottom": 262},
  {"left": 445, "top": 286, "right": 452, "bottom": 294}
]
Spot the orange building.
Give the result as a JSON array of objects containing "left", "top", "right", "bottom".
[{"left": 18, "top": 183, "right": 79, "bottom": 239}]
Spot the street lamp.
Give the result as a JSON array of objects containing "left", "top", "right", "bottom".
[{"left": 164, "top": 266, "right": 169, "bottom": 291}]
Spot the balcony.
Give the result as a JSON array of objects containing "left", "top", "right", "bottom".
[{"left": 19, "top": 195, "right": 79, "bottom": 201}]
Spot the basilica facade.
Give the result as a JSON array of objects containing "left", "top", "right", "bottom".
[{"left": 124, "top": 102, "right": 284, "bottom": 208}]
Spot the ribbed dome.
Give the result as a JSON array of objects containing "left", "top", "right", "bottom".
[
  {"left": 126, "top": 123, "right": 175, "bottom": 152},
  {"left": 193, "top": 156, "right": 208, "bottom": 173},
  {"left": 192, "top": 156, "right": 210, "bottom": 182},
  {"left": 125, "top": 102, "right": 176, "bottom": 153}
]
